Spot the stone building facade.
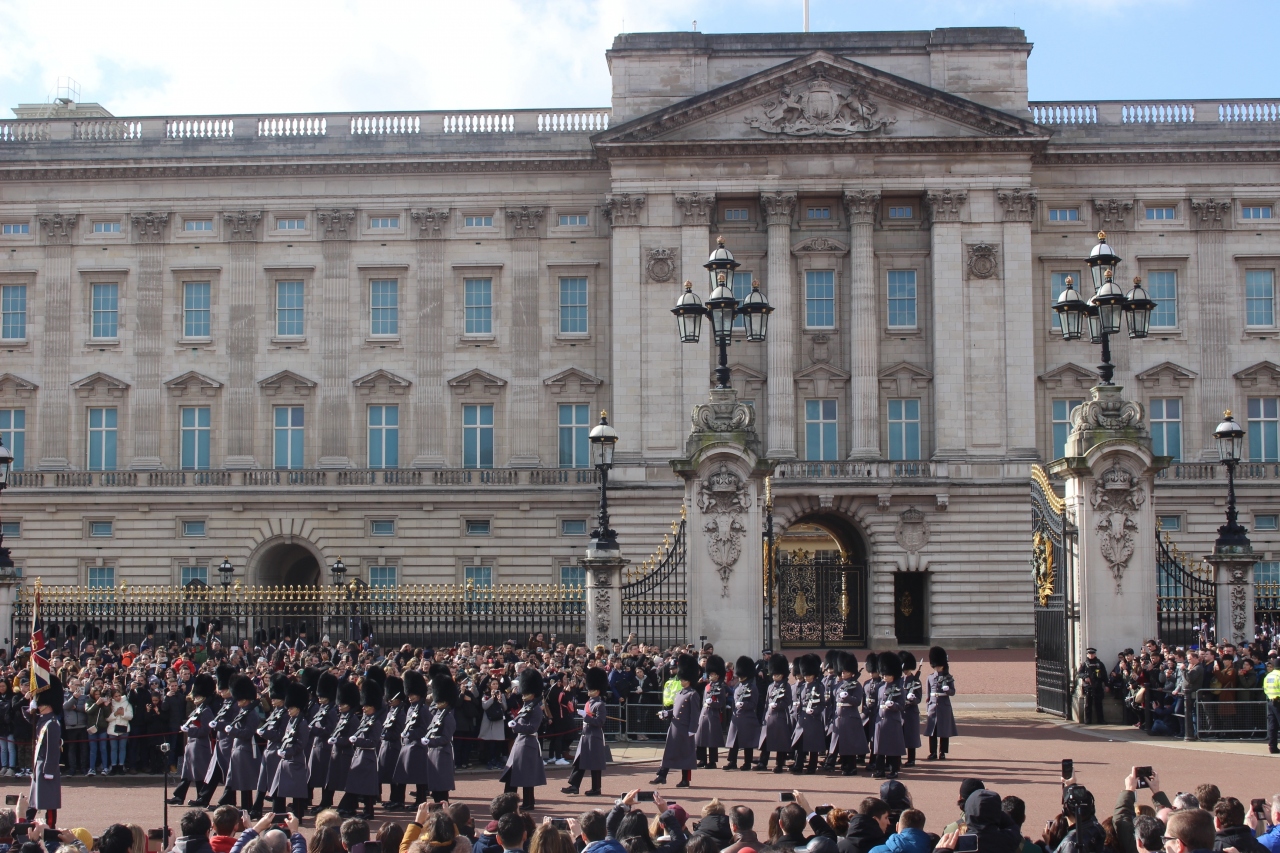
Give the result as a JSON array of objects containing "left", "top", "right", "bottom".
[{"left": 0, "top": 28, "right": 1277, "bottom": 647}]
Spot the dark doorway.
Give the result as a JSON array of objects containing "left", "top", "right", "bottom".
[
  {"left": 255, "top": 542, "right": 322, "bottom": 587},
  {"left": 894, "top": 573, "right": 927, "bottom": 645}
]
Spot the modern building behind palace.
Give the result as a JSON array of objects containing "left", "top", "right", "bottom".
[{"left": 0, "top": 27, "right": 1277, "bottom": 648}]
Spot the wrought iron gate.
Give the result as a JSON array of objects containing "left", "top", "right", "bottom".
[
  {"left": 1156, "top": 531, "right": 1217, "bottom": 648},
  {"left": 1031, "top": 464, "right": 1072, "bottom": 718},
  {"left": 775, "top": 551, "right": 867, "bottom": 648},
  {"left": 620, "top": 514, "right": 688, "bottom": 650}
]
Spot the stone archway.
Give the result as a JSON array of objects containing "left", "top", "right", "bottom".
[
  {"left": 770, "top": 501, "right": 872, "bottom": 647},
  {"left": 249, "top": 536, "right": 324, "bottom": 587}
]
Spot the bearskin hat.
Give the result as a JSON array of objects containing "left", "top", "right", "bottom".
[
  {"left": 865, "top": 652, "right": 880, "bottom": 676},
  {"left": 402, "top": 668, "right": 428, "bottom": 700},
  {"left": 898, "top": 650, "right": 917, "bottom": 672},
  {"left": 230, "top": 675, "right": 257, "bottom": 703},
  {"left": 518, "top": 667, "right": 544, "bottom": 698},
  {"left": 66, "top": 623, "right": 79, "bottom": 640},
  {"left": 838, "top": 651, "right": 860, "bottom": 677},
  {"left": 337, "top": 679, "right": 361, "bottom": 709},
  {"left": 677, "top": 653, "right": 701, "bottom": 684},
  {"left": 428, "top": 663, "right": 452, "bottom": 680},
  {"left": 364, "top": 666, "right": 387, "bottom": 690},
  {"left": 800, "top": 654, "right": 822, "bottom": 678},
  {"left": 38, "top": 674, "right": 63, "bottom": 711},
  {"left": 269, "top": 672, "right": 290, "bottom": 701},
  {"left": 704, "top": 654, "right": 726, "bottom": 678},
  {"left": 299, "top": 666, "right": 320, "bottom": 693},
  {"left": 103, "top": 629, "right": 116, "bottom": 645},
  {"left": 432, "top": 674, "right": 459, "bottom": 707},
  {"left": 316, "top": 671, "right": 339, "bottom": 702},
  {"left": 191, "top": 673, "right": 216, "bottom": 701},
  {"left": 286, "top": 682, "right": 309, "bottom": 711},
  {"left": 769, "top": 653, "right": 790, "bottom": 677},
  {"left": 824, "top": 649, "right": 841, "bottom": 672},
  {"left": 46, "top": 624, "right": 59, "bottom": 641},
  {"left": 215, "top": 663, "right": 237, "bottom": 691},
  {"left": 384, "top": 676, "right": 404, "bottom": 702},
  {"left": 585, "top": 667, "right": 611, "bottom": 694},
  {"left": 183, "top": 625, "right": 194, "bottom": 641},
  {"left": 878, "top": 651, "right": 902, "bottom": 680},
  {"left": 928, "top": 646, "right": 949, "bottom": 669},
  {"left": 360, "top": 677, "right": 384, "bottom": 710},
  {"left": 254, "top": 629, "right": 268, "bottom": 646},
  {"left": 735, "top": 655, "right": 756, "bottom": 681}
]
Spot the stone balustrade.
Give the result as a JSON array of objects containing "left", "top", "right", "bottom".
[
  {"left": 1030, "top": 99, "right": 1280, "bottom": 125},
  {"left": 6, "top": 467, "right": 599, "bottom": 489},
  {"left": 1154, "top": 462, "right": 1279, "bottom": 481}
]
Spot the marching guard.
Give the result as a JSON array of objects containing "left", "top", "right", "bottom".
[
  {"left": 899, "top": 651, "right": 922, "bottom": 767},
  {"left": 378, "top": 676, "right": 408, "bottom": 811},
  {"left": 220, "top": 675, "right": 262, "bottom": 809},
  {"left": 755, "top": 653, "right": 793, "bottom": 773},
  {"left": 393, "top": 669, "right": 431, "bottom": 809},
  {"left": 502, "top": 668, "right": 546, "bottom": 810},
  {"left": 337, "top": 673, "right": 385, "bottom": 819},
  {"left": 862, "top": 652, "right": 881, "bottom": 772},
  {"left": 821, "top": 650, "right": 841, "bottom": 770},
  {"left": 272, "top": 681, "right": 312, "bottom": 817},
  {"left": 650, "top": 654, "right": 700, "bottom": 788},
  {"left": 829, "top": 652, "right": 867, "bottom": 776},
  {"left": 307, "top": 671, "right": 340, "bottom": 813},
  {"left": 325, "top": 680, "right": 362, "bottom": 813},
  {"left": 562, "top": 667, "right": 611, "bottom": 796},
  {"left": 169, "top": 673, "right": 216, "bottom": 806},
  {"left": 872, "top": 652, "right": 905, "bottom": 780},
  {"left": 695, "top": 655, "right": 727, "bottom": 769},
  {"left": 253, "top": 673, "right": 291, "bottom": 817},
  {"left": 198, "top": 664, "right": 237, "bottom": 808},
  {"left": 25, "top": 675, "right": 62, "bottom": 826},
  {"left": 925, "top": 646, "right": 958, "bottom": 760},
  {"left": 790, "top": 655, "right": 826, "bottom": 774},
  {"left": 724, "top": 656, "right": 761, "bottom": 771},
  {"left": 424, "top": 672, "right": 458, "bottom": 803}
]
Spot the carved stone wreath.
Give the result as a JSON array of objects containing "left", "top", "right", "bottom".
[
  {"left": 966, "top": 243, "right": 999, "bottom": 280},
  {"left": 645, "top": 248, "right": 678, "bottom": 283},
  {"left": 697, "top": 465, "right": 751, "bottom": 597},
  {"left": 1089, "top": 461, "right": 1146, "bottom": 591}
]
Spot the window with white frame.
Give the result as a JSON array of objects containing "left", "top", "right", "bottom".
[
  {"left": 1, "top": 521, "right": 19, "bottom": 538},
  {"left": 1048, "top": 208, "right": 1080, "bottom": 222},
  {"left": 1157, "top": 515, "right": 1182, "bottom": 532},
  {"left": 558, "top": 214, "right": 588, "bottom": 226},
  {"left": 558, "top": 404, "right": 590, "bottom": 468},
  {"left": 0, "top": 409, "right": 24, "bottom": 471},
  {"left": 180, "top": 406, "right": 211, "bottom": 470},
  {"left": 1051, "top": 399, "right": 1084, "bottom": 460},
  {"left": 887, "top": 270, "right": 917, "bottom": 328},
  {"left": 1242, "top": 205, "right": 1273, "bottom": 220},
  {"left": 1147, "top": 271, "right": 1178, "bottom": 328},
  {"left": 463, "top": 404, "right": 494, "bottom": 469},
  {"left": 276, "top": 281, "right": 304, "bottom": 337},
  {"left": 1246, "top": 270, "right": 1276, "bottom": 327},
  {"left": 182, "top": 520, "right": 206, "bottom": 537},
  {"left": 561, "top": 564, "right": 587, "bottom": 609},
  {"left": 276, "top": 218, "right": 306, "bottom": 230},
  {"left": 1, "top": 285, "right": 26, "bottom": 340},
  {"left": 723, "top": 208, "right": 749, "bottom": 221},
  {"left": 464, "top": 565, "right": 492, "bottom": 587},
  {"left": 87, "top": 407, "right": 117, "bottom": 471},
  {"left": 370, "top": 279, "right": 399, "bottom": 335},
  {"left": 87, "top": 565, "right": 115, "bottom": 587},
  {"left": 89, "top": 520, "right": 113, "bottom": 538},
  {"left": 806, "top": 207, "right": 831, "bottom": 220},
  {"left": 465, "top": 519, "right": 491, "bottom": 536},
  {"left": 370, "top": 565, "right": 398, "bottom": 586},
  {"left": 181, "top": 565, "right": 208, "bottom": 586},
  {"left": 559, "top": 278, "right": 588, "bottom": 334},
  {"left": 2, "top": 224, "right": 29, "bottom": 235},
  {"left": 368, "top": 404, "right": 399, "bottom": 469},
  {"left": 805, "top": 270, "right": 835, "bottom": 328},
  {"left": 887, "top": 205, "right": 913, "bottom": 220},
  {"left": 1254, "top": 514, "right": 1279, "bottom": 531},
  {"left": 93, "top": 221, "right": 120, "bottom": 233},
  {"left": 561, "top": 519, "right": 587, "bottom": 536},
  {"left": 888, "top": 398, "right": 921, "bottom": 461},
  {"left": 1149, "top": 398, "right": 1182, "bottom": 461},
  {"left": 464, "top": 278, "right": 493, "bottom": 334},
  {"left": 184, "top": 219, "right": 213, "bottom": 232},
  {"left": 183, "top": 282, "right": 211, "bottom": 338},
  {"left": 1145, "top": 206, "right": 1176, "bottom": 220},
  {"left": 370, "top": 519, "right": 396, "bottom": 537},
  {"left": 464, "top": 215, "right": 493, "bottom": 228},
  {"left": 804, "top": 399, "right": 838, "bottom": 461},
  {"left": 1248, "top": 397, "right": 1279, "bottom": 462},
  {"left": 91, "top": 283, "right": 119, "bottom": 338},
  {"left": 273, "top": 406, "right": 305, "bottom": 470},
  {"left": 369, "top": 216, "right": 399, "bottom": 229},
  {"left": 731, "top": 271, "right": 752, "bottom": 330},
  {"left": 1050, "top": 272, "right": 1079, "bottom": 331}
]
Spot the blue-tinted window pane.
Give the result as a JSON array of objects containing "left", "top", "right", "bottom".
[
  {"left": 465, "top": 279, "right": 492, "bottom": 334},
  {"left": 180, "top": 406, "right": 211, "bottom": 470},
  {"left": 370, "top": 565, "right": 398, "bottom": 587},
  {"left": 274, "top": 406, "right": 304, "bottom": 469},
  {"left": 463, "top": 404, "right": 494, "bottom": 469},
  {"left": 1248, "top": 397, "right": 1279, "bottom": 462},
  {"left": 87, "top": 566, "right": 115, "bottom": 588},
  {"left": 368, "top": 405, "right": 399, "bottom": 468},
  {"left": 183, "top": 282, "right": 211, "bottom": 338},
  {"left": 888, "top": 398, "right": 920, "bottom": 461},
  {"left": 1, "top": 285, "right": 26, "bottom": 340},
  {"left": 1051, "top": 399, "right": 1084, "bottom": 459},
  {"left": 805, "top": 270, "right": 835, "bottom": 328},
  {"left": 91, "top": 283, "right": 119, "bottom": 338},
  {"left": 560, "top": 565, "right": 586, "bottom": 589},
  {"left": 181, "top": 565, "right": 208, "bottom": 585},
  {"left": 371, "top": 280, "right": 399, "bottom": 335},
  {"left": 465, "top": 565, "right": 492, "bottom": 587},
  {"left": 87, "top": 407, "right": 118, "bottom": 471},
  {"left": 804, "top": 398, "right": 838, "bottom": 461},
  {"left": 277, "top": 281, "right": 305, "bottom": 336},
  {"left": 1246, "top": 270, "right": 1275, "bottom": 327},
  {"left": 1145, "top": 207, "right": 1176, "bottom": 220},
  {"left": 1048, "top": 209, "right": 1079, "bottom": 222},
  {"left": 730, "top": 272, "right": 753, "bottom": 329},
  {"left": 1150, "top": 398, "right": 1181, "bottom": 462},
  {"left": 559, "top": 278, "right": 588, "bottom": 334},
  {"left": 1147, "top": 271, "right": 1177, "bottom": 328},
  {"left": 0, "top": 408, "right": 24, "bottom": 471},
  {"left": 887, "top": 270, "right": 917, "bottom": 328}
]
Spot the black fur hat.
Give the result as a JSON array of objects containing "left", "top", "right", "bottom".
[
  {"left": 518, "top": 667, "right": 544, "bottom": 698},
  {"left": 384, "top": 676, "right": 404, "bottom": 702},
  {"left": 360, "top": 678, "right": 384, "bottom": 710},
  {"left": 704, "top": 654, "right": 726, "bottom": 678},
  {"left": 337, "top": 679, "right": 361, "bottom": 709},
  {"left": 191, "top": 673, "right": 216, "bottom": 700},
  {"left": 800, "top": 654, "right": 822, "bottom": 678},
  {"left": 428, "top": 663, "right": 452, "bottom": 680},
  {"left": 585, "top": 667, "right": 610, "bottom": 694},
  {"left": 878, "top": 651, "right": 903, "bottom": 680},
  {"left": 144, "top": 622, "right": 156, "bottom": 636},
  {"left": 269, "top": 672, "right": 290, "bottom": 701},
  {"left": 183, "top": 625, "right": 193, "bottom": 641},
  {"left": 432, "top": 674, "right": 459, "bottom": 707},
  {"left": 928, "top": 646, "right": 949, "bottom": 669},
  {"left": 215, "top": 663, "right": 237, "bottom": 691},
  {"left": 824, "top": 649, "right": 841, "bottom": 672},
  {"left": 254, "top": 629, "right": 267, "bottom": 646},
  {"left": 286, "top": 682, "right": 309, "bottom": 711},
  {"left": 316, "top": 671, "right": 339, "bottom": 702},
  {"left": 230, "top": 675, "right": 257, "bottom": 703},
  {"left": 768, "top": 653, "right": 790, "bottom": 677},
  {"left": 86, "top": 623, "right": 100, "bottom": 641},
  {"left": 865, "top": 652, "right": 880, "bottom": 676},
  {"left": 735, "top": 655, "right": 756, "bottom": 681},
  {"left": 46, "top": 624, "right": 59, "bottom": 640},
  {"left": 364, "top": 666, "right": 387, "bottom": 689},
  {"left": 677, "top": 653, "right": 701, "bottom": 684},
  {"left": 402, "top": 668, "right": 428, "bottom": 700},
  {"left": 898, "top": 650, "right": 918, "bottom": 672},
  {"left": 838, "top": 651, "right": 860, "bottom": 677},
  {"left": 103, "top": 629, "right": 116, "bottom": 645},
  {"left": 66, "top": 623, "right": 79, "bottom": 640},
  {"left": 38, "top": 674, "right": 63, "bottom": 711},
  {"left": 300, "top": 667, "right": 320, "bottom": 693}
]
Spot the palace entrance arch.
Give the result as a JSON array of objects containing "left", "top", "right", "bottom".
[
  {"left": 769, "top": 508, "right": 869, "bottom": 648},
  {"left": 250, "top": 537, "right": 324, "bottom": 588}
]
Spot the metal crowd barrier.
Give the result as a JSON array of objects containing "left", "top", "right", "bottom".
[{"left": 1192, "top": 689, "right": 1271, "bottom": 740}]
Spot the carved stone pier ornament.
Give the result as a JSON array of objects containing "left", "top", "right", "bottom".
[
  {"left": 746, "top": 78, "right": 896, "bottom": 137},
  {"left": 1228, "top": 564, "right": 1248, "bottom": 642},
  {"left": 924, "top": 189, "right": 967, "bottom": 223},
  {"left": 894, "top": 506, "right": 930, "bottom": 554},
  {"left": 842, "top": 190, "right": 880, "bottom": 224},
  {"left": 130, "top": 212, "right": 169, "bottom": 243},
  {"left": 696, "top": 465, "right": 751, "bottom": 596},
  {"left": 1089, "top": 461, "right": 1146, "bottom": 592},
  {"left": 966, "top": 243, "right": 1000, "bottom": 280},
  {"left": 645, "top": 248, "right": 678, "bottom": 283},
  {"left": 38, "top": 213, "right": 78, "bottom": 244},
  {"left": 506, "top": 205, "right": 544, "bottom": 237},
  {"left": 602, "top": 194, "right": 645, "bottom": 227},
  {"left": 222, "top": 210, "right": 262, "bottom": 242},
  {"left": 690, "top": 390, "right": 754, "bottom": 434},
  {"left": 674, "top": 192, "right": 716, "bottom": 227},
  {"left": 997, "top": 188, "right": 1038, "bottom": 222},
  {"left": 317, "top": 209, "right": 356, "bottom": 239},
  {"left": 1190, "top": 198, "right": 1232, "bottom": 229},
  {"left": 1093, "top": 199, "right": 1134, "bottom": 228},
  {"left": 1070, "top": 393, "right": 1144, "bottom": 433},
  {"left": 411, "top": 208, "right": 450, "bottom": 238}
]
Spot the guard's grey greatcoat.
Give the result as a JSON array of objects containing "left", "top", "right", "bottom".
[
  {"left": 925, "top": 672, "right": 959, "bottom": 738},
  {"left": 325, "top": 708, "right": 359, "bottom": 791},
  {"left": 344, "top": 709, "right": 385, "bottom": 797},
  {"left": 726, "top": 679, "right": 761, "bottom": 748},
  {"left": 256, "top": 706, "right": 289, "bottom": 794},
  {"left": 822, "top": 674, "right": 839, "bottom": 730},
  {"left": 660, "top": 686, "right": 699, "bottom": 770},
  {"left": 179, "top": 702, "right": 216, "bottom": 784},
  {"left": 900, "top": 674, "right": 923, "bottom": 750},
  {"left": 27, "top": 709, "right": 61, "bottom": 810},
  {"left": 571, "top": 696, "right": 611, "bottom": 771},
  {"left": 203, "top": 698, "right": 236, "bottom": 783},
  {"left": 501, "top": 701, "right": 546, "bottom": 787},
  {"left": 695, "top": 680, "right": 727, "bottom": 749},
  {"left": 224, "top": 704, "right": 262, "bottom": 790},
  {"left": 306, "top": 701, "right": 338, "bottom": 789},
  {"left": 392, "top": 700, "right": 430, "bottom": 785},
  {"left": 377, "top": 701, "right": 407, "bottom": 783},
  {"left": 862, "top": 677, "right": 882, "bottom": 745},
  {"left": 872, "top": 681, "right": 906, "bottom": 757},
  {"left": 828, "top": 678, "right": 868, "bottom": 756},
  {"left": 424, "top": 706, "right": 456, "bottom": 793},
  {"left": 790, "top": 680, "right": 827, "bottom": 752},
  {"left": 272, "top": 713, "right": 312, "bottom": 800},
  {"left": 758, "top": 680, "right": 793, "bottom": 752}
]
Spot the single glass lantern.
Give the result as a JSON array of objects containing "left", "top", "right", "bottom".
[
  {"left": 1123, "top": 275, "right": 1156, "bottom": 340},
  {"left": 672, "top": 281, "right": 705, "bottom": 343},
  {"left": 1213, "top": 410, "right": 1245, "bottom": 464},
  {"left": 588, "top": 411, "right": 618, "bottom": 468}
]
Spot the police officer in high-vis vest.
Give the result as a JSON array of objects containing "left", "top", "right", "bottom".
[{"left": 1264, "top": 660, "right": 1280, "bottom": 755}]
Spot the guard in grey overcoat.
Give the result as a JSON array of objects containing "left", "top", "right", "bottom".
[
  {"left": 924, "top": 646, "right": 958, "bottom": 759},
  {"left": 378, "top": 676, "right": 408, "bottom": 809},
  {"left": 695, "top": 654, "right": 727, "bottom": 768},
  {"left": 306, "top": 671, "right": 340, "bottom": 812},
  {"left": 756, "top": 653, "right": 793, "bottom": 772},
  {"left": 790, "top": 654, "right": 827, "bottom": 773},
  {"left": 501, "top": 668, "right": 546, "bottom": 811},
  {"left": 221, "top": 675, "right": 262, "bottom": 810},
  {"left": 862, "top": 652, "right": 881, "bottom": 766},
  {"left": 872, "top": 652, "right": 905, "bottom": 780},
  {"left": 325, "top": 680, "right": 361, "bottom": 796},
  {"left": 168, "top": 673, "right": 216, "bottom": 806},
  {"left": 821, "top": 650, "right": 841, "bottom": 769},
  {"left": 393, "top": 668, "right": 431, "bottom": 805},
  {"left": 898, "top": 651, "right": 923, "bottom": 766},
  {"left": 336, "top": 675, "right": 384, "bottom": 819},
  {"left": 562, "top": 667, "right": 611, "bottom": 796},
  {"left": 272, "top": 682, "right": 312, "bottom": 816},
  {"left": 26, "top": 676, "right": 63, "bottom": 820},
  {"left": 829, "top": 652, "right": 868, "bottom": 776},
  {"left": 424, "top": 674, "right": 457, "bottom": 800},
  {"left": 253, "top": 673, "right": 291, "bottom": 817},
  {"left": 725, "top": 656, "right": 761, "bottom": 771},
  {"left": 651, "top": 654, "right": 700, "bottom": 787},
  {"left": 200, "top": 664, "right": 238, "bottom": 806}
]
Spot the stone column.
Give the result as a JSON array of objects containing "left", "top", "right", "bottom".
[
  {"left": 761, "top": 192, "right": 797, "bottom": 459},
  {"left": 843, "top": 190, "right": 880, "bottom": 460},
  {"left": 316, "top": 210, "right": 355, "bottom": 469},
  {"left": 1208, "top": 552, "right": 1257, "bottom": 647},
  {"left": 604, "top": 194, "right": 646, "bottom": 459},
  {"left": 35, "top": 214, "right": 78, "bottom": 470},
  {"left": 410, "top": 209, "right": 450, "bottom": 467},
  {"left": 1191, "top": 199, "right": 1234, "bottom": 460},
  {"left": 223, "top": 210, "right": 262, "bottom": 469},
  {"left": 676, "top": 192, "right": 715, "bottom": 426},
  {"left": 129, "top": 212, "right": 168, "bottom": 470},
  {"left": 581, "top": 553, "right": 627, "bottom": 649},
  {"left": 998, "top": 189, "right": 1038, "bottom": 457},
  {"left": 506, "top": 206, "right": 545, "bottom": 466},
  {"left": 926, "top": 190, "right": 968, "bottom": 458}
]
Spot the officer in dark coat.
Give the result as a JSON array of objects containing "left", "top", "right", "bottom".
[
  {"left": 219, "top": 675, "right": 261, "bottom": 809},
  {"left": 872, "top": 652, "right": 905, "bottom": 780},
  {"left": 862, "top": 652, "right": 881, "bottom": 771},
  {"left": 272, "top": 682, "right": 312, "bottom": 817},
  {"left": 325, "top": 680, "right": 361, "bottom": 801},
  {"left": 253, "top": 673, "right": 291, "bottom": 817},
  {"left": 695, "top": 654, "right": 727, "bottom": 769},
  {"left": 899, "top": 651, "right": 923, "bottom": 767},
  {"left": 790, "top": 654, "right": 826, "bottom": 774},
  {"left": 756, "top": 653, "right": 793, "bottom": 772},
  {"left": 377, "top": 676, "right": 408, "bottom": 811},
  {"left": 501, "top": 668, "right": 546, "bottom": 811},
  {"left": 337, "top": 674, "right": 384, "bottom": 819},
  {"left": 424, "top": 673, "right": 457, "bottom": 801},
  {"left": 829, "top": 652, "right": 868, "bottom": 776},
  {"left": 393, "top": 668, "right": 430, "bottom": 808},
  {"left": 925, "top": 646, "right": 958, "bottom": 760},
  {"left": 725, "top": 655, "right": 761, "bottom": 771},
  {"left": 25, "top": 675, "right": 62, "bottom": 824},
  {"left": 820, "top": 649, "right": 841, "bottom": 770},
  {"left": 307, "top": 670, "right": 339, "bottom": 813},
  {"left": 563, "top": 666, "right": 611, "bottom": 796},
  {"left": 1077, "top": 648, "right": 1108, "bottom": 724},
  {"left": 651, "top": 654, "right": 700, "bottom": 788},
  {"left": 168, "top": 673, "right": 216, "bottom": 806},
  {"left": 199, "top": 664, "right": 238, "bottom": 807}
]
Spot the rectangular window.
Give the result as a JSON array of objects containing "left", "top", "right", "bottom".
[
  {"left": 805, "top": 269, "right": 835, "bottom": 328},
  {"left": 464, "top": 215, "right": 493, "bottom": 228},
  {"left": 181, "top": 520, "right": 206, "bottom": 537},
  {"left": 1149, "top": 398, "right": 1182, "bottom": 461},
  {"left": 276, "top": 218, "right": 306, "bottom": 230},
  {"left": 806, "top": 207, "right": 831, "bottom": 220},
  {"left": 180, "top": 406, "right": 211, "bottom": 470},
  {"left": 273, "top": 406, "right": 305, "bottom": 470},
  {"left": 558, "top": 214, "right": 588, "bottom": 226},
  {"left": 93, "top": 221, "right": 120, "bottom": 233},
  {"left": 560, "top": 565, "right": 586, "bottom": 589},
  {"left": 1052, "top": 399, "right": 1084, "bottom": 460},
  {"left": 888, "top": 398, "right": 921, "bottom": 461},
  {"left": 462, "top": 404, "right": 494, "bottom": 469},
  {"left": 2, "top": 224, "right": 30, "bottom": 235},
  {"left": 466, "top": 520, "right": 491, "bottom": 536},
  {"left": 0, "top": 409, "right": 23, "bottom": 471},
  {"left": 731, "top": 271, "right": 753, "bottom": 330},
  {"left": 87, "top": 407, "right": 117, "bottom": 471},
  {"left": 1242, "top": 206, "right": 1273, "bottom": 220},
  {"left": 804, "top": 399, "right": 838, "bottom": 461},
  {"left": 370, "top": 520, "right": 396, "bottom": 537},
  {"left": 1248, "top": 397, "right": 1280, "bottom": 462},
  {"left": 464, "top": 565, "right": 492, "bottom": 587},
  {"left": 723, "top": 208, "right": 749, "bottom": 221},
  {"left": 367, "top": 404, "right": 399, "bottom": 469},
  {"left": 370, "top": 279, "right": 399, "bottom": 336},
  {"left": 888, "top": 206, "right": 913, "bottom": 220},
  {"left": 561, "top": 519, "right": 587, "bottom": 536},
  {"left": 369, "top": 216, "right": 399, "bottom": 229},
  {"left": 1157, "top": 515, "right": 1182, "bottom": 532},
  {"left": 91, "top": 283, "right": 119, "bottom": 338},
  {"left": 1246, "top": 270, "right": 1276, "bottom": 327},
  {"left": 1048, "top": 208, "right": 1080, "bottom": 222},
  {"left": 1145, "top": 206, "right": 1176, "bottom": 220},
  {"left": 1050, "top": 272, "right": 1079, "bottom": 330},
  {"left": 1, "top": 285, "right": 26, "bottom": 340},
  {"left": 1254, "top": 514, "right": 1279, "bottom": 531},
  {"left": 276, "top": 281, "right": 305, "bottom": 337},
  {"left": 89, "top": 521, "right": 113, "bottom": 538},
  {"left": 886, "top": 270, "right": 917, "bottom": 328},
  {"left": 1147, "top": 270, "right": 1178, "bottom": 328},
  {"left": 181, "top": 565, "right": 208, "bottom": 586},
  {"left": 370, "top": 565, "right": 398, "bottom": 587},
  {"left": 87, "top": 565, "right": 115, "bottom": 587},
  {"left": 1, "top": 521, "right": 19, "bottom": 538},
  {"left": 1258, "top": 561, "right": 1280, "bottom": 586},
  {"left": 464, "top": 278, "right": 493, "bottom": 335},
  {"left": 182, "top": 281, "right": 211, "bottom": 338},
  {"left": 184, "top": 220, "right": 213, "bottom": 232},
  {"left": 558, "top": 403, "right": 591, "bottom": 469},
  {"left": 559, "top": 277, "right": 588, "bottom": 334}
]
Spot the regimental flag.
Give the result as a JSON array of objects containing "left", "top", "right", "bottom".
[{"left": 28, "top": 590, "right": 49, "bottom": 694}]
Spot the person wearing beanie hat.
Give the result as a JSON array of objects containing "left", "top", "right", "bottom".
[
  {"left": 695, "top": 654, "right": 727, "bottom": 769},
  {"left": 501, "top": 667, "right": 546, "bottom": 810},
  {"left": 562, "top": 666, "right": 611, "bottom": 796},
  {"left": 755, "top": 652, "right": 794, "bottom": 773},
  {"left": 252, "top": 673, "right": 292, "bottom": 818},
  {"left": 272, "top": 681, "right": 312, "bottom": 818},
  {"left": 168, "top": 673, "right": 217, "bottom": 806},
  {"left": 197, "top": 664, "right": 239, "bottom": 808},
  {"left": 725, "top": 655, "right": 761, "bottom": 771},
  {"left": 862, "top": 652, "right": 883, "bottom": 775},
  {"left": 377, "top": 675, "right": 408, "bottom": 811},
  {"left": 830, "top": 651, "right": 868, "bottom": 776},
  {"left": 217, "top": 676, "right": 262, "bottom": 810},
  {"left": 650, "top": 653, "right": 700, "bottom": 788},
  {"left": 336, "top": 675, "right": 386, "bottom": 819},
  {"left": 789, "top": 654, "right": 826, "bottom": 775},
  {"left": 423, "top": 673, "right": 458, "bottom": 803},
  {"left": 872, "top": 652, "right": 905, "bottom": 779},
  {"left": 306, "top": 671, "right": 341, "bottom": 813},
  {"left": 325, "top": 680, "right": 362, "bottom": 813},
  {"left": 898, "top": 651, "right": 922, "bottom": 768},
  {"left": 393, "top": 668, "right": 431, "bottom": 812},
  {"left": 24, "top": 674, "right": 63, "bottom": 825},
  {"left": 925, "top": 646, "right": 957, "bottom": 761}
]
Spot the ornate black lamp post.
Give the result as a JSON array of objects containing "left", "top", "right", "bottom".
[
  {"left": 330, "top": 556, "right": 347, "bottom": 585},
  {"left": 0, "top": 440, "right": 13, "bottom": 570},
  {"left": 217, "top": 557, "right": 234, "bottom": 589},
  {"left": 672, "top": 236, "right": 773, "bottom": 388},
  {"left": 1052, "top": 231, "right": 1156, "bottom": 384},
  {"left": 588, "top": 412, "right": 619, "bottom": 553},
  {"left": 1212, "top": 411, "right": 1250, "bottom": 551}
]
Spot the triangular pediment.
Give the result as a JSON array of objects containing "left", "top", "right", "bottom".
[
  {"left": 593, "top": 51, "right": 1045, "bottom": 155},
  {"left": 352, "top": 369, "right": 411, "bottom": 395},
  {"left": 0, "top": 373, "right": 37, "bottom": 397},
  {"left": 164, "top": 370, "right": 223, "bottom": 397},
  {"left": 1235, "top": 361, "right": 1280, "bottom": 389},
  {"left": 877, "top": 362, "right": 932, "bottom": 397},
  {"left": 543, "top": 367, "right": 604, "bottom": 394},
  {"left": 72, "top": 371, "right": 130, "bottom": 398},
  {"left": 447, "top": 368, "right": 507, "bottom": 396},
  {"left": 796, "top": 362, "right": 851, "bottom": 397},
  {"left": 258, "top": 370, "right": 317, "bottom": 396},
  {"left": 1136, "top": 361, "right": 1197, "bottom": 389},
  {"left": 1038, "top": 363, "right": 1097, "bottom": 391}
]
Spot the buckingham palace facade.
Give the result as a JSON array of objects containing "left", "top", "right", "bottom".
[{"left": 0, "top": 27, "right": 1277, "bottom": 647}]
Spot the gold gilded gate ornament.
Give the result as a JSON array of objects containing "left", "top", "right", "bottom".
[{"left": 1032, "top": 530, "right": 1055, "bottom": 606}]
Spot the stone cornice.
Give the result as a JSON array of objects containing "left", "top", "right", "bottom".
[
  {"left": 597, "top": 136, "right": 1043, "bottom": 160},
  {"left": 1035, "top": 145, "right": 1280, "bottom": 166}
]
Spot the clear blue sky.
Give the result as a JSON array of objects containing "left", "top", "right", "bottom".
[{"left": 0, "top": 1, "right": 1274, "bottom": 117}]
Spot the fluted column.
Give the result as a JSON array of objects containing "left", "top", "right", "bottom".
[
  {"left": 843, "top": 190, "right": 880, "bottom": 460},
  {"left": 761, "top": 191, "right": 797, "bottom": 459},
  {"left": 410, "top": 209, "right": 449, "bottom": 467},
  {"left": 926, "top": 189, "right": 968, "bottom": 458},
  {"left": 316, "top": 209, "right": 355, "bottom": 468},
  {"left": 35, "top": 214, "right": 78, "bottom": 470},
  {"left": 998, "top": 189, "right": 1037, "bottom": 457},
  {"left": 604, "top": 193, "right": 646, "bottom": 460},
  {"left": 675, "top": 192, "right": 715, "bottom": 427},
  {"left": 506, "top": 206, "right": 544, "bottom": 466},
  {"left": 223, "top": 210, "right": 262, "bottom": 468},
  {"left": 129, "top": 212, "right": 168, "bottom": 469},
  {"left": 1191, "top": 198, "right": 1234, "bottom": 460}
]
